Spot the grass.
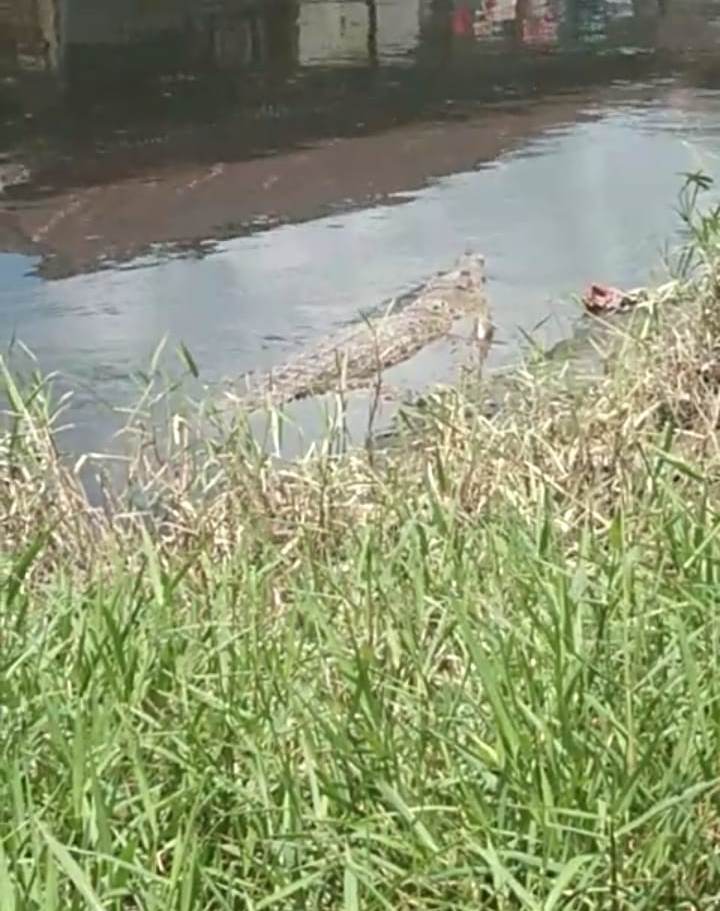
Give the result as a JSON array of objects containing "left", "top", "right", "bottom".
[{"left": 3, "top": 177, "right": 720, "bottom": 908}]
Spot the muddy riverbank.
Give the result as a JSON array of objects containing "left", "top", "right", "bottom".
[{"left": 1, "top": 82, "right": 668, "bottom": 279}]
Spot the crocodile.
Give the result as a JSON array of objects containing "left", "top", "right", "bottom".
[{"left": 231, "top": 253, "right": 492, "bottom": 412}]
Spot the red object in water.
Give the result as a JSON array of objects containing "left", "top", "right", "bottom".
[
  {"left": 583, "top": 283, "right": 626, "bottom": 314},
  {"left": 452, "top": 4, "right": 473, "bottom": 35}
]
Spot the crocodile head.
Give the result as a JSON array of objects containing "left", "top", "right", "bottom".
[
  {"left": 452, "top": 252, "right": 486, "bottom": 290},
  {"left": 411, "top": 253, "right": 487, "bottom": 317}
]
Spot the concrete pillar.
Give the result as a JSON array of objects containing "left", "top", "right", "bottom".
[
  {"left": 0, "top": 0, "right": 62, "bottom": 70},
  {"left": 37, "top": 0, "right": 62, "bottom": 69}
]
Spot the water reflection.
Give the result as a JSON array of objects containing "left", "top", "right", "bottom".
[
  {"left": 1, "top": 0, "right": 718, "bottom": 76},
  {"left": 450, "top": 0, "right": 563, "bottom": 45},
  {"left": 2, "top": 0, "right": 719, "bottom": 284}
]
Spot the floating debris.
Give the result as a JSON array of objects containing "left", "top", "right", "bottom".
[
  {"left": 583, "top": 283, "right": 639, "bottom": 315},
  {"left": 583, "top": 280, "right": 680, "bottom": 316},
  {"left": 0, "top": 159, "right": 30, "bottom": 193}
]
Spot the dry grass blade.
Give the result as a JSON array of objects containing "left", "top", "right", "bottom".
[{"left": 3, "top": 178, "right": 720, "bottom": 908}]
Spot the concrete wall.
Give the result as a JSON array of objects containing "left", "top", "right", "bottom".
[
  {"left": 298, "top": 0, "right": 420, "bottom": 65},
  {"left": 61, "top": 0, "right": 286, "bottom": 45},
  {"left": 63, "top": 0, "right": 189, "bottom": 45},
  {"left": 298, "top": 1, "right": 369, "bottom": 64},
  {"left": 59, "top": 0, "right": 297, "bottom": 71}
]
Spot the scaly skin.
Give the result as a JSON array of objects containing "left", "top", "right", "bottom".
[{"left": 233, "top": 253, "right": 491, "bottom": 411}]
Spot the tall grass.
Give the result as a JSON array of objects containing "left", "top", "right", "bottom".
[{"left": 3, "top": 178, "right": 720, "bottom": 908}]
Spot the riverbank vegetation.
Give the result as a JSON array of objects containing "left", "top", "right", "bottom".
[{"left": 3, "top": 177, "right": 720, "bottom": 909}]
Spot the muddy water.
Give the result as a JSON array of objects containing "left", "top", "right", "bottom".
[{"left": 2, "top": 0, "right": 720, "bottom": 452}]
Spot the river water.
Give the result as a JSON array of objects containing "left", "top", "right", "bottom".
[{"left": 2, "top": 0, "right": 720, "bottom": 451}]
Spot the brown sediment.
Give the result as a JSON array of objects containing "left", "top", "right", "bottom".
[{"left": 1, "top": 83, "right": 658, "bottom": 278}]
